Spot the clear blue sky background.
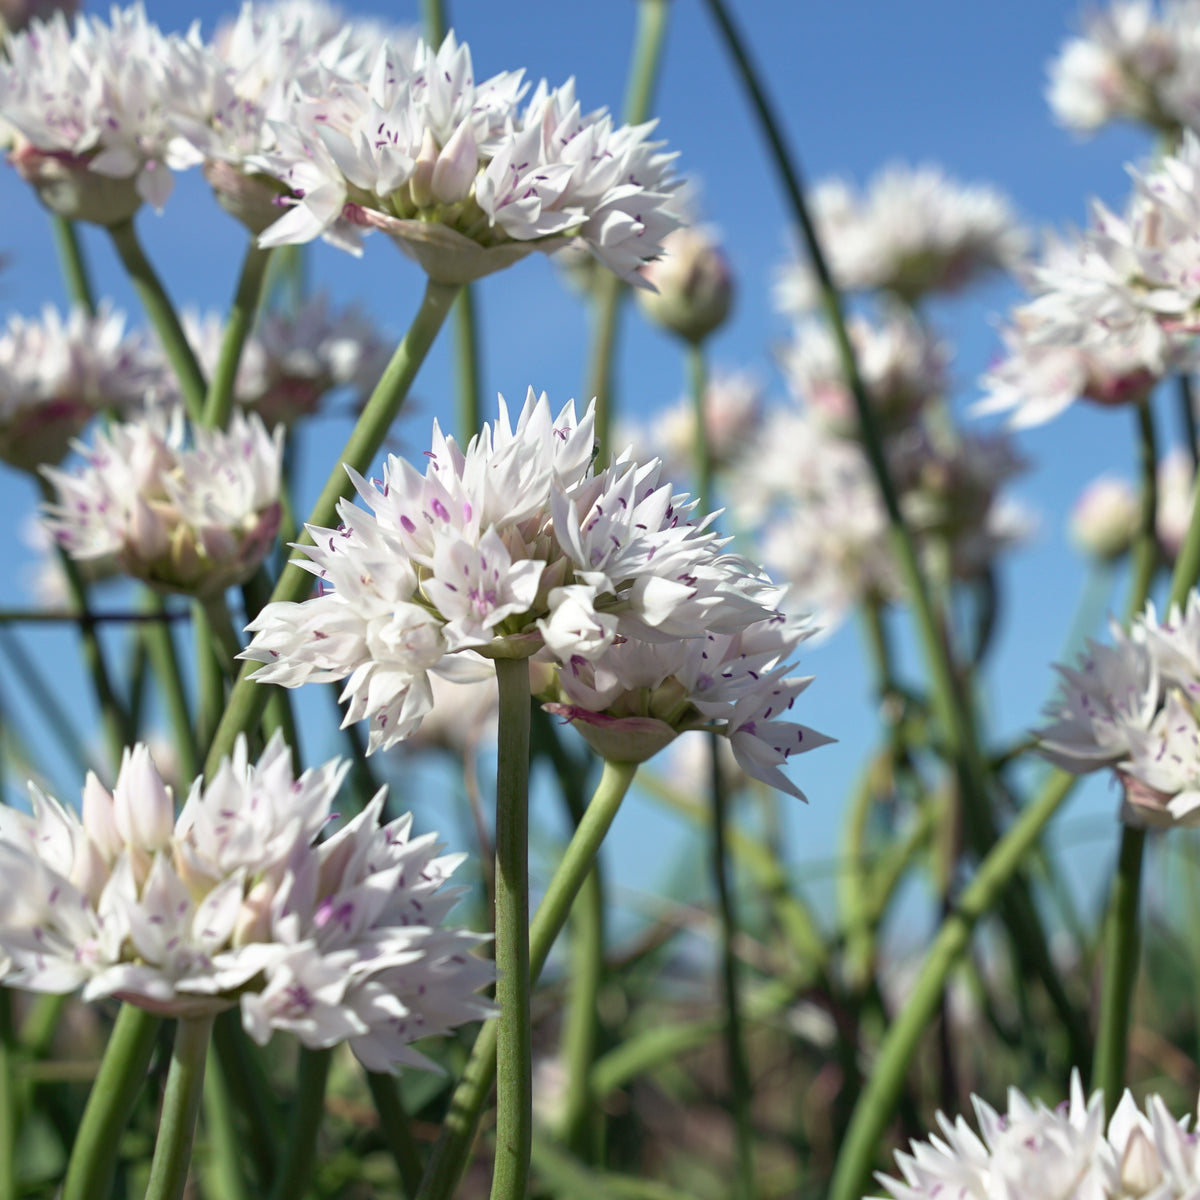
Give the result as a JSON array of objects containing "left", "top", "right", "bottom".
[{"left": 0, "top": 1, "right": 1172, "bottom": 947}]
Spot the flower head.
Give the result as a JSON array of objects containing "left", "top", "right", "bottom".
[
  {"left": 242, "top": 389, "right": 824, "bottom": 788},
  {"left": 775, "top": 164, "right": 1026, "bottom": 311},
  {"left": 0, "top": 732, "right": 493, "bottom": 1069},
  {"left": 42, "top": 406, "right": 284, "bottom": 596},
  {"left": 1069, "top": 475, "right": 1140, "bottom": 561},
  {"left": 0, "top": 303, "right": 165, "bottom": 470},
  {"left": 636, "top": 223, "right": 734, "bottom": 344},
  {"left": 0, "top": 4, "right": 208, "bottom": 222},
  {"left": 875, "top": 1071, "right": 1200, "bottom": 1200}
]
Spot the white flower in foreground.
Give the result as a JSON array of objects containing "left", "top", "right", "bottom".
[
  {"left": 1036, "top": 594, "right": 1200, "bottom": 826},
  {"left": 0, "top": 733, "right": 493, "bottom": 1069},
  {"left": 874, "top": 1071, "right": 1200, "bottom": 1200},
  {"left": 0, "top": 303, "right": 166, "bottom": 470},
  {"left": 183, "top": 295, "right": 390, "bottom": 426},
  {"left": 234, "top": 34, "right": 680, "bottom": 282},
  {"left": 42, "top": 406, "right": 283, "bottom": 595},
  {"left": 775, "top": 164, "right": 1026, "bottom": 312},
  {"left": 0, "top": 4, "right": 208, "bottom": 222},
  {"left": 242, "top": 389, "right": 806, "bottom": 762}
]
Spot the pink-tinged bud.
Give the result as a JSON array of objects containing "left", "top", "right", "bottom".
[
  {"left": 130, "top": 495, "right": 170, "bottom": 563},
  {"left": 636, "top": 226, "right": 734, "bottom": 345},
  {"left": 1069, "top": 476, "right": 1138, "bottom": 561},
  {"left": 432, "top": 120, "right": 478, "bottom": 205},
  {"left": 233, "top": 878, "right": 276, "bottom": 946},
  {"left": 409, "top": 128, "right": 439, "bottom": 210},
  {"left": 81, "top": 771, "right": 122, "bottom": 862},
  {"left": 111, "top": 744, "right": 175, "bottom": 854}
]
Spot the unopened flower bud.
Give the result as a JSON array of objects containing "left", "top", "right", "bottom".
[
  {"left": 409, "top": 128, "right": 439, "bottom": 210},
  {"left": 1069, "top": 476, "right": 1138, "bottom": 561},
  {"left": 1119, "top": 1125, "right": 1164, "bottom": 1196},
  {"left": 432, "top": 120, "right": 478, "bottom": 206},
  {"left": 112, "top": 744, "right": 175, "bottom": 854},
  {"left": 636, "top": 226, "right": 734, "bottom": 344}
]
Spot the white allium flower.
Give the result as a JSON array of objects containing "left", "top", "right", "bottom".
[
  {"left": 0, "top": 4, "right": 208, "bottom": 222},
  {"left": 1047, "top": 1, "right": 1182, "bottom": 135},
  {"left": 779, "top": 309, "right": 948, "bottom": 437},
  {"left": 242, "top": 389, "right": 802, "bottom": 760},
  {"left": 230, "top": 34, "right": 681, "bottom": 283},
  {"left": 0, "top": 302, "right": 166, "bottom": 470},
  {"left": 1036, "top": 594, "right": 1200, "bottom": 825},
  {"left": 875, "top": 1071, "right": 1200, "bottom": 1200},
  {"left": 775, "top": 164, "right": 1027, "bottom": 311},
  {"left": 0, "top": 732, "right": 493, "bottom": 1069},
  {"left": 182, "top": 295, "right": 390, "bottom": 426},
  {"left": 41, "top": 406, "right": 284, "bottom": 596},
  {"left": 543, "top": 605, "right": 832, "bottom": 798},
  {"left": 1069, "top": 474, "right": 1140, "bottom": 560}
]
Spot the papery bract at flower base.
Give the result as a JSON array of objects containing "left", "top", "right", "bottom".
[{"left": 0, "top": 732, "right": 493, "bottom": 1070}]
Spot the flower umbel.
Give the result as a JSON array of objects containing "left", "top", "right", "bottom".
[{"left": 0, "top": 732, "right": 493, "bottom": 1070}]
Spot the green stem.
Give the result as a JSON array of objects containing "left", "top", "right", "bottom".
[
  {"left": 202, "top": 242, "right": 273, "bottom": 429},
  {"left": 826, "top": 770, "right": 1076, "bottom": 1200},
  {"left": 201, "top": 1043, "right": 253, "bottom": 1200},
  {"left": 203, "top": 278, "right": 460, "bottom": 773},
  {"left": 0, "top": 991, "right": 15, "bottom": 1200},
  {"left": 108, "top": 218, "right": 207, "bottom": 423},
  {"left": 211, "top": 1010, "right": 279, "bottom": 1188},
  {"left": 490, "top": 657, "right": 533, "bottom": 1200},
  {"left": 454, "top": 286, "right": 483, "bottom": 441},
  {"left": 144, "top": 1014, "right": 215, "bottom": 1200},
  {"left": 61, "top": 1004, "right": 162, "bottom": 1200},
  {"left": 1124, "top": 399, "right": 1160, "bottom": 623},
  {"left": 266, "top": 1048, "right": 330, "bottom": 1200},
  {"left": 1092, "top": 825, "right": 1146, "bottom": 1115},
  {"left": 708, "top": 732, "right": 754, "bottom": 1200},
  {"left": 51, "top": 215, "right": 96, "bottom": 315},
  {"left": 415, "top": 760, "right": 639, "bottom": 1200},
  {"left": 589, "top": 0, "right": 670, "bottom": 466},
  {"left": 141, "top": 593, "right": 198, "bottom": 781},
  {"left": 366, "top": 1071, "right": 424, "bottom": 1198},
  {"left": 194, "top": 602, "right": 227, "bottom": 755},
  {"left": 420, "top": 0, "right": 447, "bottom": 44},
  {"left": 1180, "top": 373, "right": 1199, "bottom": 471}
]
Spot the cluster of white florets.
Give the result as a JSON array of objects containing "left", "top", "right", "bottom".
[
  {"left": 0, "top": 732, "right": 493, "bottom": 1071},
  {"left": 1038, "top": 589, "right": 1200, "bottom": 826}
]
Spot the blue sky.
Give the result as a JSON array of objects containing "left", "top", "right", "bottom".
[{"left": 0, "top": 1, "right": 1172, "bottom": 941}]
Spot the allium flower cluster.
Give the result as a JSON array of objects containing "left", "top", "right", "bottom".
[
  {"left": 242, "top": 390, "right": 824, "bottom": 793},
  {"left": 0, "top": 303, "right": 165, "bottom": 470},
  {"left": 202, "top": 28, "right": 682, "bottom": 281},
  {"left": 182, "top": 295, "right": 390, "bottom": 426},
  {"left": 0, "top": 733, "right": 493, "bottom": 1071},
  {"left": 1037, "top": 590, "right": 1200, "bottom": 826},
  {"left": 0, "top": 4, "right": 208, "bottom": 222},
  {"left": 778, "top": 310, "right": 948, "bottom": 438},
  {"left": 876, "top": 1072, "right": 1200, "bottom": 1200},
  {"left": 775, "top": 164, "right": 1027, "bottom": 311},
  {"left": 1047, "top": 0, "right": 1200, "bottom": 137},
  {"left": 42, "top": 406, "right": 283, "bottom": 596}
]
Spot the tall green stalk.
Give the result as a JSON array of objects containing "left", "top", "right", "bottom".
[
  {"left": 1092, "top": 398, "right": 1162, "bottom": 1112},
  {"left": 51, "top": 216, "right": 96, "bottom": 315},
  {"left": 490, "top": 656, "right": 533, "bottom": 1200},
  {"left": 108, "top": 218, "right": 208, "bottom": 422},
  {"left": 61, "top": 1004, "right": 162, "bottom": 1200},
  {"left": 267, "top": 1049, "right": 331, "bottom": 1200},
  {"left": 686, "top": 340, "right": 754, "bottom": 1197},
  {"left": 826, "top": 770, "right": 1076, "bottom": 1200},
  {"left": 144, "top": 1015, "right": 215, "bottom": 1200},
  {"left": 202, "top": 242, "right": 273, "bottom": 429},
  {"left": 203, "top": 278, "right": 460, "bottom": 773},
  {"left": 588, "top": 0, "right": 670, "bottom": 465},
  {"left": 415, "top": 760, "right": 639, "bottom": 1200}
]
